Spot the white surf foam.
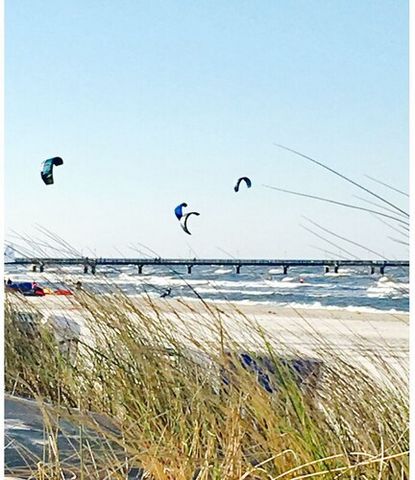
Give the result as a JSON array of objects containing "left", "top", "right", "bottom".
[
  {"left": 367, "top": 277, "right": 409, "bottom": 298},
  {"left": 214, "top": 268, "right": 233, "bottom": 274}
]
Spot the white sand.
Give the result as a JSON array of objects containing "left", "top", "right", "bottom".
[{"left": 7, "top": 292, "right": 408, "bottom": 381}]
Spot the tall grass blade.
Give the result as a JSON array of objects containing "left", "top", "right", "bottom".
[
  {"left": 273, "top": 144, "right": 409, "bottom": 217},
  {"left": 263, "top": 184, "right": 409, "bottom": 225}
]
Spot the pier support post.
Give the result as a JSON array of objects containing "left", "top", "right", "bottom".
[
  {"left": 138, "top": 265, "right": 143, "bottom": 274},
  {"left": 91, "top": 264, "right": 96, "bottom": 275},
  {"left": 334, "top": 265, "right": 339, "bottom": 274},
  {"left": 370, "top": 266, "right": 375, "bottom": 275},
  {"left": 83, "top": 265, "right": 88, "bottom": 274},
  {"left": 283, "top": 265, "right": 288, "bottom": 275},
  {"left": 187, "top": 265, "right": 192, "bottom": 274},
  {"left": 380, "top": 266, "right": 385, "bottom": 275},
  {"left": 39, "top": 264, "right": 44, "bottom": 273},
  {"left": 325, "top": 266, "right": 329, "bottom": 273},
  {"left": 235, "top": 265, "right": 241, "bottom": 274},
  {"left": 32, "top": 265, "right": 37, "bottom": 272}
]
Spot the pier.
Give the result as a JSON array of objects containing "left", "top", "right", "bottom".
[{"left": 7, "top": 258, "right": 409, "bottom": 275}]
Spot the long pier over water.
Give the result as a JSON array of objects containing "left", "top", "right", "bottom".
[{"left": 8, "top": 258, "right": 409, "bottom": 275}]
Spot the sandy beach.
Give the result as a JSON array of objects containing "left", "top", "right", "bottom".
[
  {"left": 8, "top": 293, "right": 409, "bottom": 380},
  {"left": 150, "top": 298, "right": 409, "bottom": 379}
]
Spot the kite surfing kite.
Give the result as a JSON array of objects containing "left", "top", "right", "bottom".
[
  {"left": 41, "top": 157, "right": 64, "bottom": 185},
  {"left": 174, "top": 202, "right": 188, "bottom": 220},
  {"left": 234, "top": 176, "right": 252, "bottom": 192},
  {"left": 174, "top": 202, "right": 200, "bottom": 235},
  {"left": 180, "top": 212, "right": 200, "bottom": 235}
]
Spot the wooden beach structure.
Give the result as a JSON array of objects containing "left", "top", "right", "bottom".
[{"left": 8, "top": 257, "right": 409, "bottom": 275}]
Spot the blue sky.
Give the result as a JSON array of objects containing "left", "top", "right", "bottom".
[{"left": 5, "top": 0, "right": 408, "bottom": 258}]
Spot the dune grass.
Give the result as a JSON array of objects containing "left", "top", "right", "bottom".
[{"left": 4, "top": 286, "right": 409, "bottom": 480}]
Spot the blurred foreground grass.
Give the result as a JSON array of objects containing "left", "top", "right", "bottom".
[{"left": 4, "top": 288, "right": 409, "bottom": 480}]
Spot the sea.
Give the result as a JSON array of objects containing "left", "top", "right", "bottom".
[{"left": 4, "top": 263, "right": 409, "bottom": 313}]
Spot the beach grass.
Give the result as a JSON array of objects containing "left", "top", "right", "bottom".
[{"left": 4, "top": 287, "right": 409, "bottom": 479}]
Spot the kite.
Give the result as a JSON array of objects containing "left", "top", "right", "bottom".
[
  {"left": 41, "top": 157, "right": 64, "bottom": 185},
  {"left": 234, "top": 176, "right": 252, "bottom": 192}
]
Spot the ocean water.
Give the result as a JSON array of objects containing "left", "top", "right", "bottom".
[{"left": 4, "top": 263, "right": 409, "bottom": 313}]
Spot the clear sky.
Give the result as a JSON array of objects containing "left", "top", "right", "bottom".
[{"left": 5, "top": 0, "right": 409, "bottom": 259}]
